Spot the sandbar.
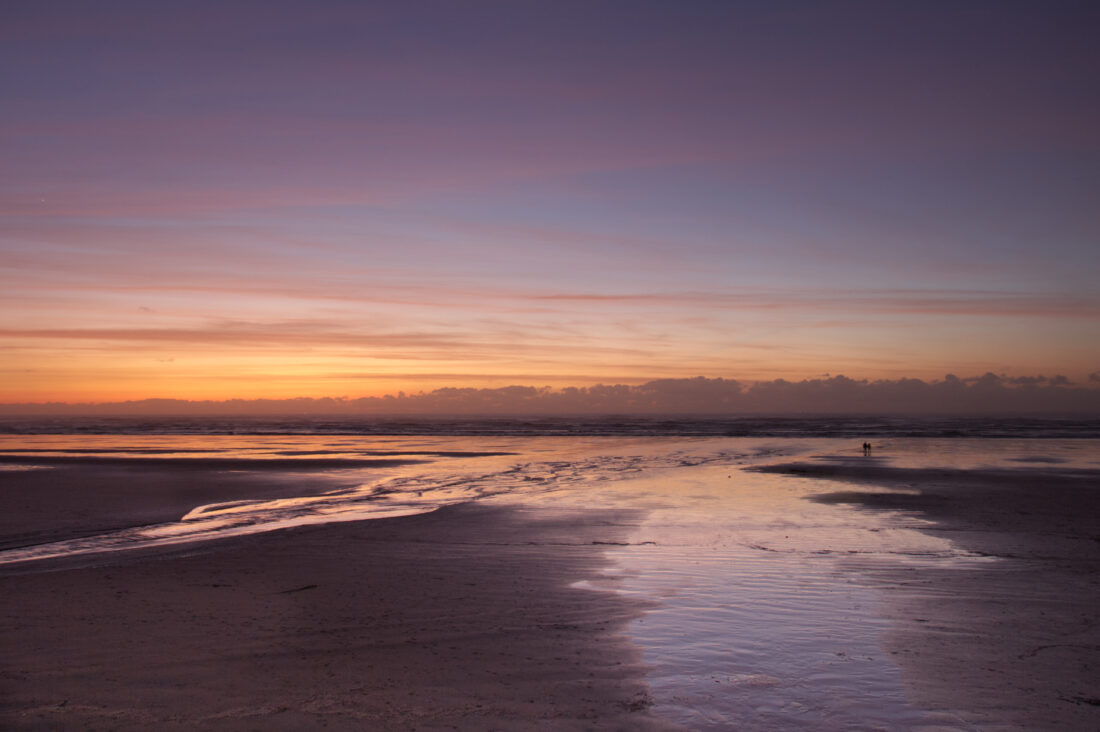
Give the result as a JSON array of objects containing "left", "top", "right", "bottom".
[
  {"left": 758, "top": 458, "right": 1100, "bottom": 729},
  {"left": 0, "top": 463, "right": 386, "bottom": 551}
]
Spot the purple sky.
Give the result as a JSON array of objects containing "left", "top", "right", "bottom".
[{"left": 2, "top": 1, "right": 1098, "bottom": 406}]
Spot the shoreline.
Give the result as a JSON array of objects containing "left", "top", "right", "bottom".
[
  {"left": 759, "top": 458, "right": 1100, "bottom": 728},
  {"left": 0, "top": 501, "right": 670, "bottom": 730}
]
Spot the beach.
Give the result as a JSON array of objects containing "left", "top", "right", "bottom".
[
  {"left": 0, "top": 462, "right": 397, "bottom": 552},
  {"left": 1, "top": 499, "right": 664, "bottom": 730},
  {"left": 759, "top": 457, "right": 1100, "bottom": 729},
  {"left": 1, "top": 431, "right": 1098, "bottom": 729}
]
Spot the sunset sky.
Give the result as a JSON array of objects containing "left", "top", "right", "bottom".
[{"left": 2, "top": 1, "right": 1098, "bottom": 405}]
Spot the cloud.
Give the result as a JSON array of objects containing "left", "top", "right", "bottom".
[
  {"left": 0, "top": 322, "right": 462, "bottom": 350},
  {"left": 537, "top": 290, "right": 1100, "bottom": 319},
  {"left": 3, "top": 375, "right": 1098, "bottom": 416}
]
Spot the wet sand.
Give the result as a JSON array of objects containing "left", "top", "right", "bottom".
[
  {"left": 5, "top": 444, "right": 1099, "bottom": 729},
  {"left": 759, "top": 458, "right": 1100, "bottom": 729},
  {"left": 0, "top": 495, "right": 668, "bottom": 730},
  {"left": 0, "top": 464, "right": 381, "bottom": 551}
]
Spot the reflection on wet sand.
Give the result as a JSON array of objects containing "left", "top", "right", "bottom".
[
  {"left": 566, "top": 464, "right": 988, "bottom": 729},
  {"left": 1, "top": 435, "right": 1097, "bottom": 729}
]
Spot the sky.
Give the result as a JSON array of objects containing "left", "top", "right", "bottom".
[{"left": 2, "top": 0, "right": 1098, "bottom": 409}]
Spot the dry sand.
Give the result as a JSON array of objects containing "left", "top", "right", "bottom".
[{"left": 759, "top": 458, "right": 1100, "bottom": 730}]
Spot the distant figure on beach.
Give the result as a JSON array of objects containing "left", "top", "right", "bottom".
[{"left": 862, "top": 442, "right": 871, "bottom": 456}]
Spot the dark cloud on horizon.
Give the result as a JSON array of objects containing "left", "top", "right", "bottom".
[{"left": 2, "top": 375, "right": 1098, "bottom": 416}]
